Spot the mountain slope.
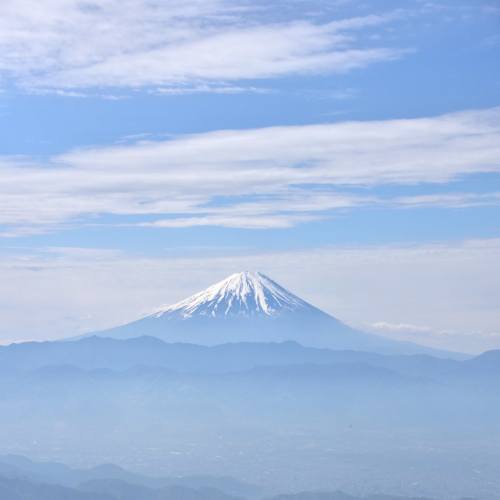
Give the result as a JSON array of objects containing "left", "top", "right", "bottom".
[{"left": 84, "top": 271, "right": 457, "bottom": 356}]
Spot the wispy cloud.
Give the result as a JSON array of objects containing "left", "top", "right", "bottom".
[
  {"left": 1, "top": 107, "right": 500, "bottom": 235},
  {"left": 368, "top": 321, "right": 500, "bottom": 354},
  {"left": 142, "top": 214, "right": 325, "bottom": 230},
  {"left": 154, "top": 84, "right": 271, "bottom": 96},
  {"left": 394, "top": 192, "right": 500, "bottom": 209},
  {"left": 0, "top": 1, "right": 404, "bottom": 92}
]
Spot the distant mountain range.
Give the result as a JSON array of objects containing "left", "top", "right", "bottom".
[
  {"left": 0, "top": 336, "right": 499, "bottom": 497},
  {"left": 0, "top": 454, "right": 255, "bottom": 499},
  {"left": 0, "top": 335, "right": 482, "bottom": 375},
  {"left": 0, "top": 474, "right": 453, "bottom": 500},
  {"left": 0, "top": 454, "right": 471, "bottom": 500},
  {"left": 82, "top": 271, "right": 460, "bottom": 357}
]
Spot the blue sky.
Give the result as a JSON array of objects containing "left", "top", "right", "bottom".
[{"left": 0, "top": 0, "right": 499, "bottom": 351}]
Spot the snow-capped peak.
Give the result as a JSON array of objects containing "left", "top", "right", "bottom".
[{"left": 153, "top": 271, "right": 313, "bottom": 319}]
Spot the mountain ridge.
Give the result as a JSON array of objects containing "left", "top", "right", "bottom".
[{"left": 81, "top": 271, "right": 462, "bottom": 357}]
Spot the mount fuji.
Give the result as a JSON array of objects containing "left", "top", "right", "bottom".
[{"left": 85, "top": 271, "right": 453, "bottom": 356}]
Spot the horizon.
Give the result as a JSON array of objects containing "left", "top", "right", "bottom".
[{"left": 1, "top": 260, "right": 499, "bottom": 354}]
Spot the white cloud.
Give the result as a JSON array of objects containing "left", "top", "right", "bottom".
[
  {"left": 1, "top": 238, "right": 499, "bottom": 353},
  {"left": 0, "top": 0, "right": 403, "bottom": 92},
  {"left": 143, "top": 214, "right": 324, "bottom": 229},
  {"left": 368, "top": 321, "right": 500, "bottom": 354},
  {"left": 370, "top": 321, "right": 434, "bottom": 333},
  {"left": 394, "top": 192, "right": 500, "bottom": 208},
  {"left": 154, "top": 84, "right": 271, "bottom": 95},
  {"left": 0, "top": 107, "right": 499, "bottom": 234}
]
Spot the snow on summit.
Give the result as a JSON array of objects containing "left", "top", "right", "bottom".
[{"left": 154, "top": 271, "right": 312, "bottom": 319}]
